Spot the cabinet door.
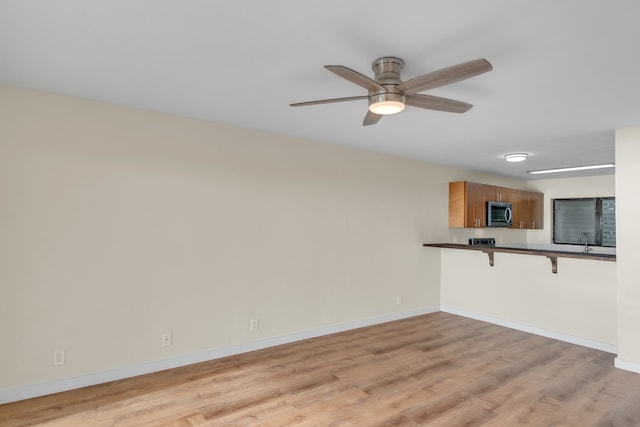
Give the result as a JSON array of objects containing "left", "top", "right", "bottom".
[
  {"left": 486, "top": 185, "right": 508, "bottom": 203},
  {"left": 449, "top": 181, "right": 486, "bottom": 228},
  {"left": 511, "top": 190, "right": 544, "bottom": 229},
  {"left": 466, "top": 182, "right": 487, "bottom": 228},
  {"left": 509, "top": 189, "right": 529, "bottom": 229},
  {"left": 528, "top": 192, "right": 544, "bottom": 229}
]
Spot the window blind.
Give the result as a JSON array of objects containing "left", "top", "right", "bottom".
[
  {"left": 553, "top": 199, "right": 596, "bottom": 245},
  {"left": 553, "top": 197, "right": 616, "bottom": 247}
]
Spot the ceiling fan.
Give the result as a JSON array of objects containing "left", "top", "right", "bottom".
[{"left": 290, "top": 57, "right": 493, "bottom": 126}]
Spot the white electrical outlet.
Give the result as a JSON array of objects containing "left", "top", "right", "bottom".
[
  {"left": 53, "top": 349, "right": 65, "bottom": 366},
  {"left": 396, "top": 296, "right": 402, "bottom": 305},
  {"left": 250, "top": 319, "right": 259, "bottom": 331},
  {"left": 161, "top": 332, "right": 172, "bottom": 346}
]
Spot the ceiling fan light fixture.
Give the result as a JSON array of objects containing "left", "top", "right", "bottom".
[
  {"left": 369, "top": 92, "right": 406, "bottom": 115},
  {"left": 504, "top": 153, "right": 528, "bottom": 162}
]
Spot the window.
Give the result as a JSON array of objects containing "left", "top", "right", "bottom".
[{"left": 553, "top": 197, "right": 616, "bottom": 247}]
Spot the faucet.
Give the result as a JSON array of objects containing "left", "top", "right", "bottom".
[{"left": 578, "top": 232, "right": 591, "bottom": 253}]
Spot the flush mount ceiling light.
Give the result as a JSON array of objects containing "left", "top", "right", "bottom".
[
  {"left": 527, "top": 163, "right": 615, "bottom": 175},
  {"left": 368, "top": 92, "right": 406, "bottom": 115},
  {"left": 504, "top": 153, "right": 528, "bottom": 162}
]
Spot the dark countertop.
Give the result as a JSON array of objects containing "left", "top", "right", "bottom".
[{"left": 423, "top": 243, "right": 616, "bottom": 262}]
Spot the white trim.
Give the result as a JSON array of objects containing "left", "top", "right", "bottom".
[
  {"left": 0, "top": 306, "right": 439, "bottom": 404},
  {"left": 440, "top": 306, "right": 617, "bottom": 354},
  {"left": 614, "top": 357, "right": 640, "bottom": 374}
]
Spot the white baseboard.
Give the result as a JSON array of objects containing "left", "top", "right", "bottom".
[
  {"left": 614, "top": 357, "right": 640, "bottom": 374},
  {"left": 0, "top": 306, "right": 439, "bottom": 405},
  {"left": 8, "top": 305, "right": 631, "bottom": 405},
  {"left": 440, "top": 306, "right": 617, "bottom": 354}
]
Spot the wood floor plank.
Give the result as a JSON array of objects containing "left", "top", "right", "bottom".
[{"left": 3, "top": 312, "right": 640, "bottom": 426}]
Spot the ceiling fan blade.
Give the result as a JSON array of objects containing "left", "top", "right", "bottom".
[
  {"left": 397, "top": 58, "right": 493, "bottom": 95},
  {"left": 290, "top": 95, "right": 368, "bottom": 107},
  {"left": 325, "top": 65, "right": 386, "bottom": 92},
  {"left": 405, "top": 94, "right": 473, "bottom": 113},
  {"left": 363, "top": 110, "right": 383, "bottom": 126}
]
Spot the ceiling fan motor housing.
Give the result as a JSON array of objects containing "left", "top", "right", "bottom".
[
  {"left": 368, "top": 57, "right": 406, "bottom": 113},
  {"left": 371, "top": 57, "right": 404, "bottom": 84}
]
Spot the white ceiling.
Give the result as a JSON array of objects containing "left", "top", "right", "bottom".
[{"left": 2, "top": 0, "right": 638, "bottom": 180}]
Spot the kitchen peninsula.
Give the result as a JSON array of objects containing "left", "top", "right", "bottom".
[{"left": 428, "top": 239, "right": 617, "bottom": 353}]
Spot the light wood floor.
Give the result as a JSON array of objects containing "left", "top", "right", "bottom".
[{"left": 2, "top": 312, "right": 640, "bottom": 426}]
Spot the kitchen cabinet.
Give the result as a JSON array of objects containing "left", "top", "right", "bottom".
[
  {"left": 529, "top": 191, "right": 544, "bottom": 229},
  {"left": 507, "top": 188, "right": 526, "bottom": 228},
  {"left": 512, "top": 189, "right": 530, "bottom": 229},
  {"left": 485, "top": 184, "right": 509, "bottom": 203},
  {"left": 449, "top": 181, "right": 543, "bottom": 229},
  {"left": 449, "top": 181, "right": 486, "bottom": 228},
  {"left": 509, "top": 189, "right": 543, "bottom": 229}
]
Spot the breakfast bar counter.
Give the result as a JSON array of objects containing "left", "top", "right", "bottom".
[{"left": 423, "top": 243, "right": 616, "bottom": 273}]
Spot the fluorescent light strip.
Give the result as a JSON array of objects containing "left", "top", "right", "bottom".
[{"left": 527, "top": 163, "right": 615, "bottom": 175}]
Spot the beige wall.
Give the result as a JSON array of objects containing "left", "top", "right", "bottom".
[
  {"left": 0, "top": 85, "right": 511, "bottom": 391},
  {"left": 615, "top": 127, "right": 640, "bottom": 364}
]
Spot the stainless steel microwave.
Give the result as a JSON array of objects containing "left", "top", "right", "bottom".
[{"left": 487, "top": 201, "right": 512, "bottom": 227}]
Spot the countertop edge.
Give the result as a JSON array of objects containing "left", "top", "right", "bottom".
[{"left": 422, "top": 243, "right": 616, "bottom": 262}]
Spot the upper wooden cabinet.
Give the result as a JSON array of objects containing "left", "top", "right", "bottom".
[
  {"left": 484, "top": 184, "right": 510, "bottom": 203},
  {"left": 528, "top": 191, "right": 544, "bottom": 229},
  {"left": 449, "top": 181, "right": 486, "bottom": 228},
  {"left": 508, "top": 189, "right": 543, "bottom": 229},
  {"left": 449, "top": 181, "right": 543, "bottom": 229},
  {"left": 509, "top": 188, "right": 528, "bottom": 229}
]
